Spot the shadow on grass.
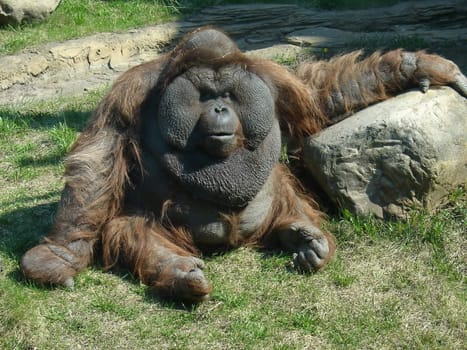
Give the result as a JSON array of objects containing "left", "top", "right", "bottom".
[
  {"left": 1, "top": 105, "right": 94, "bottom": 171},
  {"left": 15, "top": 151, "right": 66, "bottom": 168},
  {"left": 0, "top": 196, "right": 58, "bottom": 288},
  {"left": 0, "top": 199, "right": 59, "bottom": 260},
  {"left": 143, "top": 289, "right": 204, "bottom": 311},
  {"left": 0, "top": 195, "right": 206, "bottom": 309},
  {"left": 0, "top": 108, "right": 91, "bottom": 133}
]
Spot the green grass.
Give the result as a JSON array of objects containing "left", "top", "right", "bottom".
[
  {"left": 0, "top": 0, "right": 181, "bottom": 55},
  {"left": 0, "top": 2, "right": 465, "bottom": 348},
  {"left": 0, "top": 93, "right": 465, "bottom": 349}
]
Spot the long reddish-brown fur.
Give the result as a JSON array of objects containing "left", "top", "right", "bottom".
[{"left": 20, "top": 27, "right": 465, "bottom": 301}]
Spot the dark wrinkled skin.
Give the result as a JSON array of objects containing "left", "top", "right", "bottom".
[{"left": 144, "top": 64, "right": 280, "bottom": 207}]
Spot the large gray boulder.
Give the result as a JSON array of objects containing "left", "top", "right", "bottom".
[
  {"left": 303, "top": 87, "right": 467, "bottom": 218},
  {"left": 0, "top": 0, "right": 61, "bottom": 25}
]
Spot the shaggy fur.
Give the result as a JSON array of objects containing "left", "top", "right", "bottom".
[{"left": 20, "top": 27, "right": 466, "bottom": 302}]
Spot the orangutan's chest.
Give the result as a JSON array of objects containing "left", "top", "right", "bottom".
[
  {"left": 166, "top": 171, "right": 275, "bottom": 247},
  {"left": 135, "top": 153, "right": 276, "bottom": 246}
]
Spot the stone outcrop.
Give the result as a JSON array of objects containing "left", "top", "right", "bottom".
[
  {"left": 186, "top": 0, "right": 467, "bottom": 48},
  {"left": 0, "top": 24, "right": 183, "bottom": 104},
  {"left": 0, "top": 0, "right": 61, "bottom": 25},
  {"left": 302, "top": 87, "right": 467, "bottom": 218}
]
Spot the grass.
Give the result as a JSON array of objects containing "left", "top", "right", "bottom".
[
  {"left": 0, "top": 92, "right": 465, "bottom": 349},
  {"left": 1, "top": 1, "right": 465, "bottom": 348},
  {"left": 0, "top": 0, "right": 181, "bottom": 55}
]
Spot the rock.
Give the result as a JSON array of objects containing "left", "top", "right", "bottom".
[
  {"left": 286, "top": 26, "right": 467, "bottom": 51},
  {"left": 0, "top": 23, "right": 181, "bottom": 104},
  {"left": 287, "top": 27, "right": 389, "bottom": 49},
  {"left": 0, "top": 0, "right": 61, "bottom": 25},
  {"left": 302, "top": 87, "right": 467, "bottom": 218},
  {"left": 0, "top": 54, "right": 49, "bottom": 90},
  {"left": 246, "top": 44, "right": 303, "bottom": 62},
  {"left": 186, "top": 1, "right": 467, "bottom": 38}
]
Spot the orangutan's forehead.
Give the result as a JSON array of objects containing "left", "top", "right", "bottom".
[{"left": 183, "top": 65, "right": 248, "bottom": 88}]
